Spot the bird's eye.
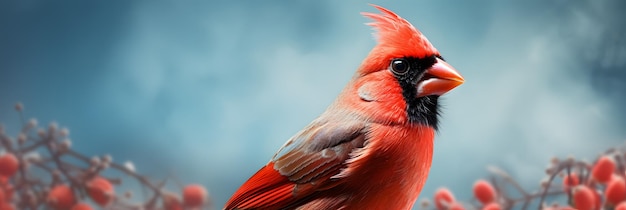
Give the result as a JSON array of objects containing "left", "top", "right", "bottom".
[{"left": 390, "top": 59, "right": 409, "bottom": 75}]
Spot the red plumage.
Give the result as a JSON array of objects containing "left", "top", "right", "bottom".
[
  {"left": 226, "top": 162, "right": 295, "bottom": 209},
  {"left": 225, "top": 4, "right": 464, "bottom": 210},
  {"left": 359, "top": 5, "right": 438, "bottom": 75}
]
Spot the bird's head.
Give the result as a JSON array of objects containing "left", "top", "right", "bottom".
[{"left": 352, "top": 5, "right": 464, "bottom": 128}]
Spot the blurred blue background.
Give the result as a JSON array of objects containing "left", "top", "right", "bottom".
[{"left": 1, "top": 0, "right": 625, "bottom": 208}]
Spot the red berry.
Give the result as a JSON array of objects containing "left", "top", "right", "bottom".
[
  {"left": 562, "top": 173, "right": 579, "bottom": 191},
  {"left": 573, "top": 185, "right": 596, "bottom": 210},
  {"left": 86, "top": 176, "right": 114, "bottom": 206},
  {"left": 47, "top": 184, "right": 76, "bottom": 210},
  {"left": 0, "top": 189, "right": 5, "bottom": 205},
  {"left": 482, "top": 202, "right": 501, "bottom": 210},
  {"left": 0, "top": 203, "right": 14, "bottom": 210},
  {"left": 606, "top": 175, "right": 626, "bottom": 206},
  {"left": 449, "top": 202, "right": 465, "bottom": 210},
  {"left": 162, "top": 192, "right": 183, "bottom": 210},
  {"left": 616, "top": 201, "right": 626, "bottom": 210},
  {"left": 0, "top": 154, "right": 19, "bottom": 178},
  {"left": 70, "top": 203, "right": 93, "bottom": 210},
  {"left": 592, "top": 156, "right": 615, "bottom": 183},
  {"left": 183, "top": 184, "right": 208, "bottom": 207},
  {"left": 1, "top": 184, "right": 13, "bottom": 202},
  {"left": 473, "top": 179, "right": 497, "bottom": 204},
  {"left": 434, "top": 187, "right": 456, "bottom": 210}
]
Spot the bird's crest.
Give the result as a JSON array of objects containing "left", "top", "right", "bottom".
[{"left": 361, "top": 4, "right": 438, "bottom": 60}]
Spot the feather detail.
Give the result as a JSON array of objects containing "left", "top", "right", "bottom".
[
  {"left": 224, "top": 162, "right": 295, "bottom": 209},
  {"left": 225, "top": 119, "right": 367, "bottom": 209}
]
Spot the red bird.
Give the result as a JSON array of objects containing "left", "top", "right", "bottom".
[{"left": 225, "top": 5, "right": 464, "bottom": 210}]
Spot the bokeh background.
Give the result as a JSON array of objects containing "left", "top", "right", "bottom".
[{"left": 1, "top": 0, "right": 625, "bottom": 208}]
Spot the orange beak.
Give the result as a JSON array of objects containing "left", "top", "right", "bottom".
[{"left": 416, "top": 58, "right": 464, "bottom": 97}]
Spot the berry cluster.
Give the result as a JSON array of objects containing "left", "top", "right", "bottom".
[
  {"left": 422, "top": 145, "right": 626, "bottom": 210},
  {"left": 0, "top": 103, "right": 211, "bottom": 210}
]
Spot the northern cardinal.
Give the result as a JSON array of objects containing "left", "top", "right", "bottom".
[{"left": 225, "top": 5, "right": 463, "bottom": 210}]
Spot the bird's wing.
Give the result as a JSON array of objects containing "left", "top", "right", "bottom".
[{"left": 224, "top": 119, "right": 367, "bottom": 209}]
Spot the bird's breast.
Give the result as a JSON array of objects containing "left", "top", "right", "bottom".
[{"left": 341, "top": 124, "right": 435, "bottom": 209}]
